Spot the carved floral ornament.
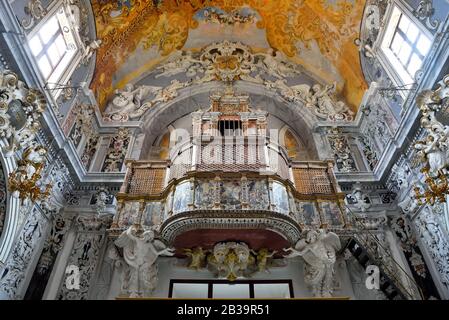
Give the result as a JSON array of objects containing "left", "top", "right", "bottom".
[
  {"left": 0, "top": 70, "right": 51, "bottom": 203},
  {"left": 103, "top": 41, "right": 354, "bottom": 122},
  {"left": 413, "top": 74, "right": 449, "bottom": 206}
]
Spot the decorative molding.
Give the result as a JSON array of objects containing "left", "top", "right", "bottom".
[
  {"left": 21, "top": 0, "right": 47, "bottom": 30},
  {"left": 413, "top": 0, "right": 439, "bottom": 30}
]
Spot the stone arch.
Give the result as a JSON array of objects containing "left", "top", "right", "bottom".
[{"left": 138, "top": 81, "right": 320, "bottom": 160}]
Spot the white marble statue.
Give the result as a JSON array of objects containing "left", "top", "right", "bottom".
[
  {"left": 105, "top": 84, "right": 160, "bottom": 119},
  {"left": 415, "top": 134, "right": 449, "bottom": 176},
  {"left": 81, "top": 39, "right": 102, "bottom": 65},
  {"left": 284, "top": 229, "right": 341, "bottom": 297},
  {"left": 255, "top": 49, "right": 299, "bottom": 79},
  {"left": 115, "top": 226, "right": 175, "bottom": 297},
  {"left": 155, "top": 50, "right": 202, "bottom": 78},
  {"left": 307, "top": 83, "right": 353, "bottom": 120}
]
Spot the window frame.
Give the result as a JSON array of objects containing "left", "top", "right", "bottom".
[
  {"left": 26, "top": 1, "right": 84, "bottom": 98},
  {"left": 376, "top": 1, "right": 434, "bottom": 98},
  {"left": 168, "top": 279, "right": 294, "bottom": 299}
]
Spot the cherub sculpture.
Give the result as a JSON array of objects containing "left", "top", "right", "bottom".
[
  {"left": 415, "top": 134, "right": 449, "bottom": 177},
  {"left": 184, "top": 247, "right": 207, "bottom": 271},
  {"left": 251, "top": 248, "right": 277, "bottom": 273},
  {"left": 284, "top": 229, "right": 341, "bottom": 297},
  {"left": 115, "top": 225, "right": 175, "bottom": 297}
]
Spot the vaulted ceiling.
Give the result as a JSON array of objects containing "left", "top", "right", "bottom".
[{"left": 91, "top": 0, "right": 368, "bottom": 111}]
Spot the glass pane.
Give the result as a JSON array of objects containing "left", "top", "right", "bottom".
[
  {"left": 254, "top": 283, "right": 291, "bottom": 298},
  {"left": 398, "top": 14, "right": 410, "bottom": 33},
  {"left": 405, "top": 23, "right": 419, "bottom": 43},
  {"left": 213, "top": 284, "right": 250, "bottom": 298},
  {"left": 171, "top": 283, "right": 208, "bottom": 298},
  {"left": 407, "top": 53, "right": 422, "bottom": 77},
  {"left": 40, "top": 16, "right": 59, "bottom": 45},
  {"left": 47, "top": 43, "right": 61, "bottom": 67},
  {"left": 417, "top": 34, "right": 432, "bottom": 56},
  {"left": 54, "top": 34, "right": 67, "bottom": 55},
  {"left": 397, "top": 42, "right": 412, "bottom": 65},
  {"left": 38, "top": 55, "right": 52, "bottom": 78},
  {"left": 28, "top": 35, "right": 42, "bottom": 56},
  {"left": 390, "top": 33, "right": 404, "bottom": 55}
]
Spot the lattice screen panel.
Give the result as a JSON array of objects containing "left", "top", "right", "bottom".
[
  {"left": 292, "top": 168, "right": 333, "bottom": 194},
  {"left": 128, "top": 167, "right": 166, "bottom": 195}
]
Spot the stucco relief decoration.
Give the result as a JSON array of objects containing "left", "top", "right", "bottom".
[
  {"left": 284, "top": 229, "right": 341, "bottom": 297},
  {"left": 91, "top": 0, "right": 367, "bottom": 110},
  {"left": 413, "top": 75, "right": 449, "bottom": 206},
  {"left": 391, "top": 216, "right": 428, "bottom": 279},
  {"left": 201, "top": 7, "right": 257, "bottom": 25},
  {"left": 114, "top": 225, "right": 175, "bottom": 298},
  {"left": 21, "top": 0, "right": 47, "bottom": 30},
  {"left": 327, "top": 127, "right": 357, "bottom": 172},
  {"left": 182, "top": 243, "right": 277, "bottom": 280},
  {"left": 0, "top": 208, "right": 45, "bottom": 299},
  {"left": 415, "top": 207, "right": 449, "bottom": 287},
  {"left": 102, "top": 41, "right": 301, "bottom": 121},
  {"left": 0, "top": 161, "right": 7, "bottom": 238},
  {"left": 413, "top": 0, "right": 439, "bottom": 30},
  {"left": 68, "top": 104, "right": 96, "bottom": 148},
  {"left": 0, "top": 71, "right": 46, "bottom": 157},
  {"left": 101, "top": 128, "right": 130, "bottom": 172},
  {"left": 103, "top": 38, "right": 354, "bottom": 122},
  {"left": 347, "top": 182, "right": 371, "bottom": 212}
]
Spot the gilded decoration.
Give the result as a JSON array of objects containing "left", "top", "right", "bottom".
[
  {"left": 413, "top": 75, "right": 449, "bottom": 206},
  {"left": 91, "top": 0, "right": 367, "bottom": 109}
]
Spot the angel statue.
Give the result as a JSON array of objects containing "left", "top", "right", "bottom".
[
  {"left": 115, "top": 225, "right": 175, "bottom": 298},
  {"left": 251, "top": 248, "right": 277, "bottom": 273},
  {"left": 414, "top": 134, "right": 449, "bottom": 177},
  {"left": 184, "top": 247, "right": 207, "bottom": 270},
  {"left": 284, "top": 229, "right": 341, "bottom": 297},
  {"left": 105, "top": 84, "right": 160, "bottom": 120}
]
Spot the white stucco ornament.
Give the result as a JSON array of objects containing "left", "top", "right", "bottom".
[
  {"left": 114, "top": 225, "right": 175, "bottom": 297},
  {"left": 285, "top": 229, "right": 341, "bottom": 297}
]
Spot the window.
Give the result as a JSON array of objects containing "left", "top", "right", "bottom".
[
  {"left": 218, "top": 120, "right": 243, "bottom": 136},
  {"left": 28, "top": 6, "right": 78, "bottom": 83},
  {"left": 169, "top": 280, "right": 294, "bottom": 298},
  {"left": 381, "top": 6, "right": 432, "bottom": 84}
]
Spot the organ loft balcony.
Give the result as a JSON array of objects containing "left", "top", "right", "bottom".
[{"left": 109, "top": 88, "right": 351, "bottom": 254}]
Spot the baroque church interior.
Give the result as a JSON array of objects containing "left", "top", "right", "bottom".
[{"left": 0, "top": 0, "right": 449, "bottom": 301}]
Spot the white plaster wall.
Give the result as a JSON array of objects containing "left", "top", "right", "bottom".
[{"left": 107, "top": 256, "right": 357, "bottom": 299}]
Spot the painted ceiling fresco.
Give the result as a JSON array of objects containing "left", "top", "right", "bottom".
[{"left": 91, "top": 0, "right": 368, "bottom": 111}]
